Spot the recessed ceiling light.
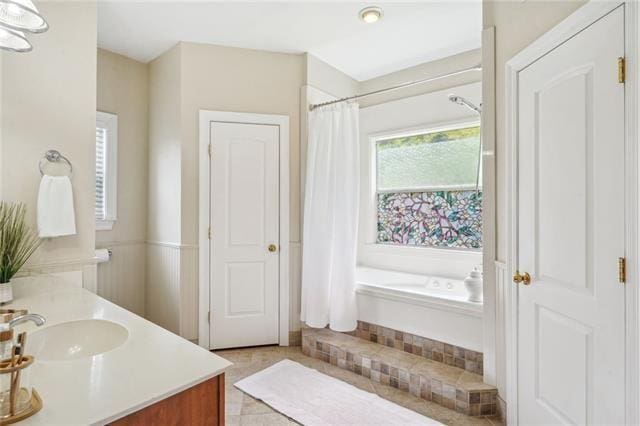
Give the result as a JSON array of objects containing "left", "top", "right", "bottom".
[{"left": 359, "top": 6, "right": 382, "bottom": 24}]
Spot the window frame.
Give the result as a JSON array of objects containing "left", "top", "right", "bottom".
[
  {"left": 95, "top": 111, "right": 118, "bottom": 231},
  {"left": 364, "top": 118, "right": 482, "bottom": 254}
]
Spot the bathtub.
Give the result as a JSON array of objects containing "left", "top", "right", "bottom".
[{"left": 355, "top": 266, "right": 483, "bottom": 352}]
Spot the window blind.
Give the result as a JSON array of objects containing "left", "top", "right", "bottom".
[{"left": 95, "top": 126, "right": 107, "bottom": 221}]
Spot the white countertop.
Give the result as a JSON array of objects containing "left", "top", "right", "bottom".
[{"left": 5, "top": 273, "right": 232, "bottom": 425}]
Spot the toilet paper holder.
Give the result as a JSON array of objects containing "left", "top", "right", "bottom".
[{"left": 95, "top": 249, "right": 112, "bottom": 264}]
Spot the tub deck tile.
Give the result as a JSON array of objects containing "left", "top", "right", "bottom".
[{"left": 302, "top": 327, "right": 498, "bottom": 418}]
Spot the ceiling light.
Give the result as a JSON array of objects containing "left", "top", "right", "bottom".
[
  {"left": 0, "top": 26, "right": 31, "bottom": 52},
  {"left": 0, "top": 0, "right": 48, "bottom": 33},
  {"left": 359, "top": 6, "right": 382, "bottom": 24}
]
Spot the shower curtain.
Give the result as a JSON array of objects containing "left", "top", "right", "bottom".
[{"left": 300, "top": 102, "right": 359, "bottom": 332}]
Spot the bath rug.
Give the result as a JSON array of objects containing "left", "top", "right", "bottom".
[{"left": 234, "top": 359, "right": 440, "bottom": 425}]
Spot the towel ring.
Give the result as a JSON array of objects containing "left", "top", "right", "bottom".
[{"left": 39, "top": 150, "right": 73, "bottom": 177}]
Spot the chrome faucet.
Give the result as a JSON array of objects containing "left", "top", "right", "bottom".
[{"left": 8, "top": 313, "right": 46, "bottom": 329}]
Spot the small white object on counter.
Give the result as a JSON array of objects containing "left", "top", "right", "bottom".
[
  {"left": 463, "top": 267, "right": 483, "bottom": 303},
  {"left": 5, "top": 274, "right": 232, "bottom": 425}
]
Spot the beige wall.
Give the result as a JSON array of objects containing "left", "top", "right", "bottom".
[
  {"left": 96, "top": 48, "right": 148, "bottom": 316},
  {"left": 96, "top": 49, "right": 148, "bottom": 245},
  {"left": 180, "top": 43, "right": 304, "bottom": 339},
  {"left": 305, "top": 53, "right": 359, "bottom": 99},
  {"left": 1, "top": 2, "right": 97, "bottom": 280},
  {"left": 180, "top": 42, "right": 305, "bottom": 245},
  {"left": 359, "top": 49, "right": 482, "bottom": 107},
  {"left": 147, "top": 44, "right": 182, "bottom": 246},
  {"left": 484, "top": 0, "right": 585, "bottom": 262},
  {"left": 145, "top": 42, "right": 304, "bottom": 339},
  {"left": 146, "top": 44, "right": 183, "bottom": 333}
]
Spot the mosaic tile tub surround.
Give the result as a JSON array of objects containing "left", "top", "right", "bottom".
[
  {"left": 345, "top": 321, "right": 483, "bottom": 376},
  {"left": 302, "top": 328, "right": 497, "bottom": 417}
]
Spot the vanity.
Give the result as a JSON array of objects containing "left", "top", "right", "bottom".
[{"left": 4, "top": 273, "right": 231, "bottom": 425}]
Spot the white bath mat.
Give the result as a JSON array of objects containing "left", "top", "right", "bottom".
[{"left": 234, "top": 359, "right": 440, "bottom": 425}]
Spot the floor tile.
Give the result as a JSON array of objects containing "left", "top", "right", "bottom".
[{"left": 215, "top": 346, "right": 500, "bottom": 426}]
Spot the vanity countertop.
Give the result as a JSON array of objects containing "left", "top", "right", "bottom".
[{"left": 5, "top": 274, "right": 232, "bottom": 425}]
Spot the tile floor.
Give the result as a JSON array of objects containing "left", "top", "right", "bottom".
[{"left": 215, "top": 346, "right": 503, "bottom": 426}]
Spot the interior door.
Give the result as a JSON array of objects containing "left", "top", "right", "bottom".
[
  {"left": 210, "top": 121, "right": 280, "bottom": 349},
  {"left": 516, "top": 6, "right": 625, "bottom": 425}
]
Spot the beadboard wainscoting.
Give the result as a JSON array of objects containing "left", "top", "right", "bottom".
[
  {"left": 146, "top": 241, "right": 199, "bottom": 340},
  {"left": 290, "top": 242, "right": 302, "bottom": 334},
  {"left": 146, "top": 242, "right": 181, "bottom": 335},
  {"left": 147, "top": 241, "right": 297, "bottom": 343},
  {"left": 96, "top": 240, "right": 146, "bottom": 317},
  {"left": 494, "top": 261, "right": 508, "bottom": 420},
  {"left": 180, "top": 245, "right": 199, "bottom": 341}
]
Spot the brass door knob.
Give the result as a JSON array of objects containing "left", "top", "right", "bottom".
[
  {"left": 513, "top": 271, "right": 531, "bottom": 285},
  {"left": 268, "top": 244, "right": 278, "bottom": 253}
]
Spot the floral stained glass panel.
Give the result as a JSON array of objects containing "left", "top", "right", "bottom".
[{"left": 377, "top": 191, "right": 482, "bottom": 249}]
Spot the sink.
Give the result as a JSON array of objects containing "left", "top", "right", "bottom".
[{"left": 28, "top": 319, "right": 128, "bottom": 362}]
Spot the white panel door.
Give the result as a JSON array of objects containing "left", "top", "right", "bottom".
[
  {"left": 210, "top": 121, "right": 279, "bottom": 349},
  {"left": 516, "top": 6, "right": 624, "bottom": 425}
]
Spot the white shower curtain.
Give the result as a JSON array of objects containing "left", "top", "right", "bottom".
[{"left": 300, "top": 102, "right": 359, "bottom": 332}]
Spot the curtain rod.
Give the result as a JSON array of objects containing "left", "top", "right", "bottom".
[{"left": 308, "top": 64, "right": 482, "bottom": 111}]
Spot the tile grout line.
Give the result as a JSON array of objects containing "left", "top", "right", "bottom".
[{"left": 302, "top": 328, "right": 497, "bottom": 417}]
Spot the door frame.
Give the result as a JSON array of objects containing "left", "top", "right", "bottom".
[
  {"left": 505, "top": 1, "right": 639, "bottom": 424},
  {"left": 197, "top": 110, "right": 290, "bottom": 349}
]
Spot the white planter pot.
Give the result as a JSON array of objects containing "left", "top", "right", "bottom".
[
  {"left": 0, "top": 282, "right": 13, "bottom": 304},
  {"left": 464, "top": 268, "right": 483, "bottom": 303}
]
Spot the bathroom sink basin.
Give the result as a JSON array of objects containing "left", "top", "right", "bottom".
[{"left": 28, "top": 319, "right": 128, "bottom": 362}]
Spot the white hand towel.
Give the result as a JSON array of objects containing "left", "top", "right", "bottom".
[{"left": 37, "top": 175, "right": 76, "bottom": 238}]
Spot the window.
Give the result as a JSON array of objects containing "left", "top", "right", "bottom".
[
  {"left": 375, "top": 124, "right": 482, "bottom": 250},
  {"left": 96, "top": 111, "right": 118, "bottom": 231}
]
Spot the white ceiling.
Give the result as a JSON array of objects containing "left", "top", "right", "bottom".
[{"left": 97, "top": 1, "right": 481, "bottom": 81}]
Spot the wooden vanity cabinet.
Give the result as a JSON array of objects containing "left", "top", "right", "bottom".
[{"left": 111, "top": 373, "right": 225, "bottom": 426}]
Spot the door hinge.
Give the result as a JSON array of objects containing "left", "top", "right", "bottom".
[
  {"left": 618, "top": 257, "right": 626, "bottom": 284},
  {"left": 207, "top": 311, "right": 211, "bottom": 324},
  {"left": 208, "top": 144, "right": 212, "bottom": 157},
  {"left": 208, "top": 227, "right": 212, "bottom": 239},
  {"left": 618, "top": 57, "right": 625, "bottom": 84}
]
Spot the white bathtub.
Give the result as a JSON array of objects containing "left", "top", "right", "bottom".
[{"left": 355, "top": 267, "right": 483, "bottom": 352}]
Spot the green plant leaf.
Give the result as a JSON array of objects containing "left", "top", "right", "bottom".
[{"left": 0, "top": 202, "right": 41, "bottom": 283}]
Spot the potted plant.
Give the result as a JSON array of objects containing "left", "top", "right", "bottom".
[{"left": 0, "top": 202, "right": 41, "bottom": 304}]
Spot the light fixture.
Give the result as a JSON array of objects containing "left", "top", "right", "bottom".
[
  {"left": 0, "top": 26, "right": 31, "bottom": 52},
  {"left": 0, "top": 0, "right": 48, "bottom": 33},
  {"left": 359, "top": 6, "right": 383, "bottom": 24}
]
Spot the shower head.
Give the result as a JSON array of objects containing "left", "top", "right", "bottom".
[
  {"left": 449, "top": 93, "right": 483, "bottom": 195},
  {"left": 448, "top": 94, "right": 482, "bottom": 115}
]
